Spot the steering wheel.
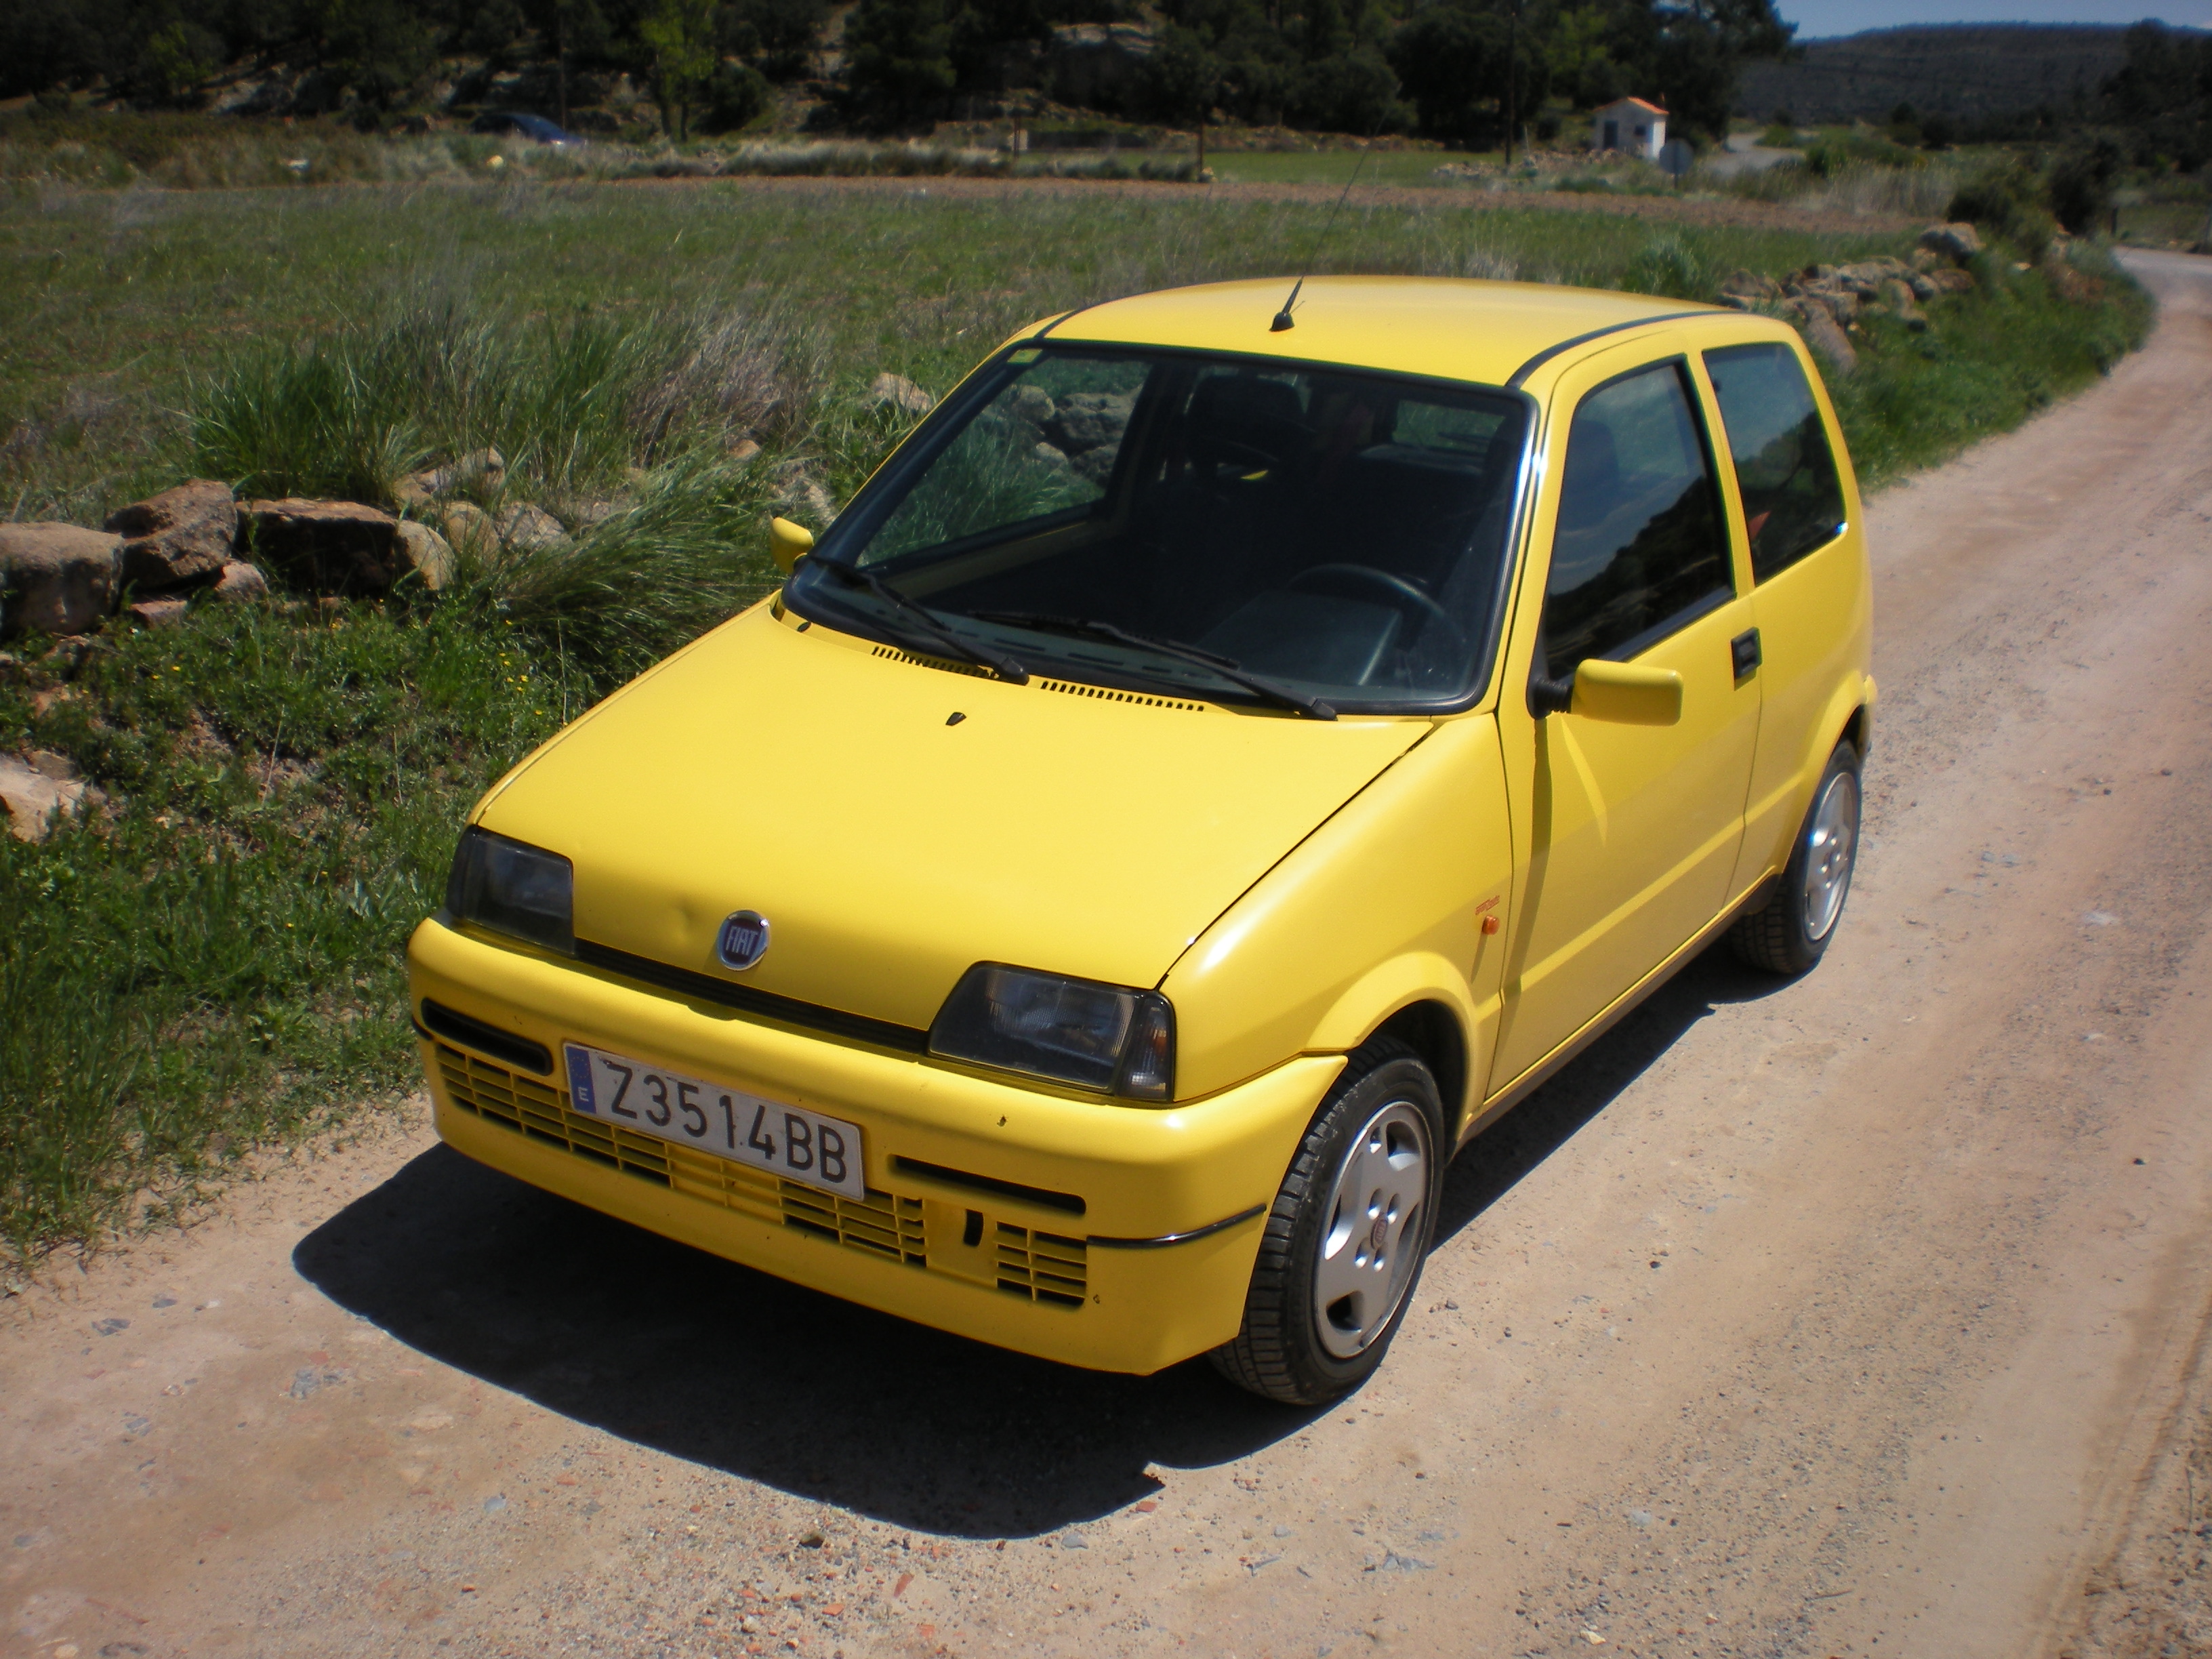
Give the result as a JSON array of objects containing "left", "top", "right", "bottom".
[{"left": 1288, "top": 563, "right": 1469, "bottom": 656}]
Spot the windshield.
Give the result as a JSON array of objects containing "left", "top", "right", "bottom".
[{"left": 786, "top": 345, "right": 1530, "bottom": 714}]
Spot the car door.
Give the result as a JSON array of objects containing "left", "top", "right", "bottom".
[
  {"left": 1698, "top": 337, "right": 1874, "bottom": 890},
  {"left": 1488, "top": 346, "right": 1762, "bottom": 1093}
]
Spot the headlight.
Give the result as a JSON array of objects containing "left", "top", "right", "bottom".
[
  {"left": 445, "top": 827, "right": 574, "bottom": 955},
  {"left": 929, "top": 964, "right": 1174, "bottom": 1101}
]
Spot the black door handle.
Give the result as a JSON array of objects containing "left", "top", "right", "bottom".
[{"left": 1731, "top": 628, "right": 1762, "bottom": 678}]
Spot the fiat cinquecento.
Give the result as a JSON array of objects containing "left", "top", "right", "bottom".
[{"left": 408, "top": 276, "right": 1872, "bottom": 1404}]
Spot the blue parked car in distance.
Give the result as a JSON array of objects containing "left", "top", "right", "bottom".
[{"left": 470, "top": 111, "right": 581, "bottom": 145}]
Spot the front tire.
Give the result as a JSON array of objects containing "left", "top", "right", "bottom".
[
  {"left": 1209, "top": 1039, "right": 1443, "bottom": 1406},
  {"left": 1729, "top": 739, "right": 1862, "bottom": 976}
]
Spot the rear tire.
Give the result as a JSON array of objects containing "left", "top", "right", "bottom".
[
  {"left": 1209, "top": 1038, "right": 1443, "bottom": 1406},
  {"left": 1729, "top": 739, "right": 1862, "bottom": 976}
]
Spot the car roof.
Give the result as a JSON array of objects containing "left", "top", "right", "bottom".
[{"left": 1038, "top": 276, "right": 1725, "bottom": 392}]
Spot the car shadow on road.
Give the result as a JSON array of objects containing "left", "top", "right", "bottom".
[
  {"left": 294, "top": 945, "right": 1784, "bottom": 1540},
  {"left": 1432, "top": 943, "right": 1788, "bottom": 1245}
]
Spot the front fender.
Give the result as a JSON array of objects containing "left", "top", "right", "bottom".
[{"left": 1162, "top": 715, "right": 1513, "bottom": 1118}]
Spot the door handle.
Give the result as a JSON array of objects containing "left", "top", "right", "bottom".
[{"left": 1731, "top": 628, "right": 1762, "bottom": 678}]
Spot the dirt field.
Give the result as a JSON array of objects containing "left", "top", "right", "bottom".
[{"left": 5, "top": 249, "right": 2210, "bottom": 1659}]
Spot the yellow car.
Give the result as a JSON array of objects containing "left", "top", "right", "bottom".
[{"left": 408, "top": 276, "right": 1872, "bottom": 1405}]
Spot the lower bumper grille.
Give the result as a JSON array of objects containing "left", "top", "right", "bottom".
[
  {"left": 998, "top": 1224, "right": 1088, "bottom": 1307},
  {"left": 432, "top": 1042, "right": 1080, "bottom": 1303}
]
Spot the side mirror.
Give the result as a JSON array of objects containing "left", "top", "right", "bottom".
[
  {"left": 769, "top": 516, "right": 815, "bottom": 575},
  {"left": 1572, "top": 659, "right": 1684, "bottom": 726}
]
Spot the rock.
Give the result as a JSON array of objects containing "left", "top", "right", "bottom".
[
  {"left": 0, "top": 522, "right": 123, "bottom": 637},
  {"left": 243, "top": 498, "right": 403, "bottom": 593},
  {"left": 1071, "top": 445, "right": 1120, "bottom": 485},
  {"left": 2042, "top": 246, "right": 2099, "bottom": 303},
  {"left": 495, "top": 504, "right": 567, "bottom": 552},
  {"left": 1048, "top": 392, "right": 1136, "bottom": 453},
  {"left": 1006, "top": 384, "right": 1057, "bottom": 426},
  {"left": 1799, "top": 306, "right": 1858, "bottom": 375},
  {"left": 210, "top": 561, "right": 269, "bottom": 603},
  {"left": 866, "top": 373, "right": 935, "bottom": 418},
  {"left": 1033, "top": 441, "right": 1073, "bottom": 470},
  {"left": 394, "top": 520, "right": 455, "bottom": 590},
  {"left": 728, "top": 438, "right": 762, "bottom": 465},
  {"left": 392, "top": 447, "right": 505, "bottom": 508},
  {"left": 1918, "top": 222, "right": 1983, "bottom": 262},
  {"left": 1838, "top": 258, "right": 1912, "bottom": 292},
  {"left": 1910, "top": 247, "right": 1946, "bottom": 273},
  {"left": 104, "top": 480, "right": 238, "bottom": 590},
  {"left": 0, "top": 752, "right": 87, "bottom": 842},
  {"left": 1717, "top": 268, "right": 1782, "bottom": 308},
  {"left": 440, "top": 500, "right": 497, "bottom": 554},
  {"left": 127, "top": 596, "right": 190, "bottom": 628},
  {"left": 1925, "top": 267, "right": 1978, "bottom": 295},
  {"left": 1879, "top": 277, "right": 1929, "bottom": 331},
  {"left": 1906, "top": 270, "right": 1940, "bottom": 301},
  {"left": 1795, "top": 284, "right": 1858, "bottom": 324}
]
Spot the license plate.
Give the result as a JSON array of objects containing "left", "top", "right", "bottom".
[{"left": 562, "top": 1043, "right": 865, "bottom": 1201}]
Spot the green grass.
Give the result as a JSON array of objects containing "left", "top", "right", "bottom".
[
  {"left": 1828, "top": 243, "right": 2149, "bottom": 481},
  {"left": 0, "top": 605, "right": 556, "bottom": 1256},
  {"left": 0, "top": 180, "right": 1912, "bottom": 525},
  {"left": 0, "top": 177, "right": 2151, "bottom": 1261}
]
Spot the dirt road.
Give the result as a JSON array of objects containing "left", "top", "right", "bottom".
[{"left": 8, "top": 250, "right": 2212, "bottom": 1659}]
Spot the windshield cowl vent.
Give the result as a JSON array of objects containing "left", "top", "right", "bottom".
[
  {"left": 870, "top": 644, "right": 1206, "bottom": 712},
  {"left": 1036, "top": 678, "right": 1205, "bottom": 713},
  {"left": 872, "top": 644, "right": 992, "bottom": 678}
]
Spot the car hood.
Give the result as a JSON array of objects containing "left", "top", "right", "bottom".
[{"left": 477, "top": 607, "right": 1429, "bottom": 1032}]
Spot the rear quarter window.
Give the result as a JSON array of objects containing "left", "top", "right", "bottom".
[{"left": 1703, "top": 343, "right": 1849, "bottom": 583}]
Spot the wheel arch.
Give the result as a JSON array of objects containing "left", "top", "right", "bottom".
[{"left": 1302, "top": 951, "right": 1478, "bottom": 1142}]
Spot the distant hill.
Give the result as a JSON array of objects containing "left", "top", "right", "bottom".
[{"left": 1737, "top": 24, "right": 2144, "bottom": 123}]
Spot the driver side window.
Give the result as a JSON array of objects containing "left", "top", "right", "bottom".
[{"left": 1542, "top": 362, "right": 1731, "bottom": 680}]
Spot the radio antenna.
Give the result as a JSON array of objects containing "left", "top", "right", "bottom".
[{"left": 1271, "top": 146, "right": 1376, "bottom": 333}]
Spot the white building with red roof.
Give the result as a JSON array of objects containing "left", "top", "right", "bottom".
[{"left": 1591, "top": 97, "right": 1668, "bottom": 159}]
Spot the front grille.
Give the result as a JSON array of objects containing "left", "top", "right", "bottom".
[
  {"left": 998, "top": 1223, "right": 1088, "bottom": 1307},
  {"left": 433, "top": 1044, "right": 1082, "bottom": 1304}
]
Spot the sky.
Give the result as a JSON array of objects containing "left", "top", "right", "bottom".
[{"left": 1779, "top": 1, "right": 2212, "bottom": 37}]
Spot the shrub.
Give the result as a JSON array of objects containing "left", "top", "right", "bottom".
[
  {"left": 1619, "top": 233, "right": 1710, "bottom": 300},
  {"left": 188, "top": 302, "right": 823, "bottom": 505},
  {"left": 449, "top": 450, "right": 783, "bottom": 676},
  {"left": 1948, "top": 159, "right": 2059, "bottom": 260},
  {"left": 1803, "top": 131, "right": 1925, "bottom": 177},
  {"left": 2048, "top": 140, "right": 2124, "bottom": 234},
  {"left": 701, "top": 59, "right": 773, "bottom": 134}
]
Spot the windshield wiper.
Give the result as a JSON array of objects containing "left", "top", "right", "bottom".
[
  {"left": 808, "top": 560, "right": 1029, "bottom": 684},
  {"left": 970, "top": 611, "right": 1335, "bottom": 720}
]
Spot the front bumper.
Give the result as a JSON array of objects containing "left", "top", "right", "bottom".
[{"left": 407, "top": 918, "right": 1342, "bottom": 1374}]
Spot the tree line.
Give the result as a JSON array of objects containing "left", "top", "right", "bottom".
[{"left": 2, "top": 0, "right": 1799, "bottom": 146}]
